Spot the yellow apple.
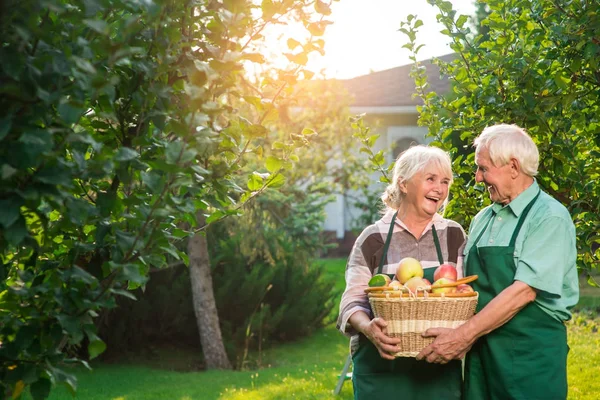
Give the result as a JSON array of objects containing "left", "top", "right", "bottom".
[{"left": 396, "top": 257, "right": 424, "bottom": 284}]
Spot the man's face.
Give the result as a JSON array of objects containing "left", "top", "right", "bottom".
[{"left": 475, "top": 147, "right": 515, "bottom": 205}]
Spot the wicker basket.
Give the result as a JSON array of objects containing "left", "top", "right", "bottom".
[{"left": 367, "top": 291, "right": 478, "bottom": 357}]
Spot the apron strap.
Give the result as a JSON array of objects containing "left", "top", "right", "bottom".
[
  {"left": 431, "top": 225, "right": 444, "bottom": 265},
  {"left": 472, "top": 210, "right": 494, "bottom": 247},
  {"left": 377, "top": 211, "right": 398, "bottom": 275},
  {"left": 472, "top": 190, "right": 541, "bottom": 248},
  {"left": 509, "top": 190, "right": 541, "bottom": 247},
  {"left": 376, "top": 212, "right": 445, "bottom": 274}
]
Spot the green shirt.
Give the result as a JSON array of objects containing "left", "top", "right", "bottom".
[{"left": 464, "top": 180, "right": 579, "bottom": 321}]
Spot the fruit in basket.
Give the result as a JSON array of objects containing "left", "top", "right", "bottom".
[
  {"left": 368, "top": 274, "right": 392, "bottom": 287},
  {"left": 431, "top": 278, "right": 457, "bottom": 294},
  {"left": 423, "top": 278, "right": 431, "bottom": 286},
  {"left": 457, "top": 283, "right": 474, "bottom": 293},
  {"left": 404, "top": 276, "right": 429, "bottom": 294},
  {"left": 396, "top": 257, "right": 424, "bottom": 284},
  {"left": 433, "top": 263, "right": 458, "bottom": 282},
  {"left": 388, "top": 280, "right": 404, "bottom": 290}
]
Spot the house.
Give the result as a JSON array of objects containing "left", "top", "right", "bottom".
[{"left": 323, "top": 54, "right": 454, "bottom": 257}]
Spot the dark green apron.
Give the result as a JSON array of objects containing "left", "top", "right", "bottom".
[
  {"left": 352, "top": 212, "right": 462, "bottom": 399},
  {"left": 463, "top": 191, "right": 569, "bottom": 400}
]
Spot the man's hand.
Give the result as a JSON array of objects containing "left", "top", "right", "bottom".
[
  {"left": 415, "top": 327, "right": 474, "bottom": 364},
  {"left": 361, "top": 317, "right": 402, "bottom": 360}
]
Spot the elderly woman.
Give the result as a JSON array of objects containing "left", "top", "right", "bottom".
[{"left": 337, "top": 145, "right": 467, "bottom": 399}]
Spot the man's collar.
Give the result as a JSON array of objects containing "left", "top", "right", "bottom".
[{"left": 491, "top": 180, "right": 539, "bottom": 216}]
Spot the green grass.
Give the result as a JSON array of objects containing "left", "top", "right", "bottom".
[{"left": 27, "top": 258, "right": 600, "bottom": 400}]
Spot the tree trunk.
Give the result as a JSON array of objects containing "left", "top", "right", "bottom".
[{"left": 188, "top": 212, "right": 232, "bottom": 369}]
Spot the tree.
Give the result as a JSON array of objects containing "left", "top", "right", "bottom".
[
  {"left": 0, "top": 0, "right": 337, "bottom": 397},
  {"left": 400, "top": 0, "right": 600, "bottom": 280}
]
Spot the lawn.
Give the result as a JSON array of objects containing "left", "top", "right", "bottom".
[{"left": 27, "top": 258, "right": 600, "bottom": 400}]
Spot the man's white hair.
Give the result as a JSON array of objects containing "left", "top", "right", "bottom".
[{"left": 474, "top": 124, "right": 539, "bottom": 177}]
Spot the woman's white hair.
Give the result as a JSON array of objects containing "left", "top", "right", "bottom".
[
  {"left": 381, "top": 145, "right": 453, "bottom": 210},
  {"left": 474, "top": 124, "right": 539, "bottom": 177}
]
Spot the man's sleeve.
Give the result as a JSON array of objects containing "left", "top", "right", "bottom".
[{"left": 514, "top": 215, "right": 576, "bottom": 297}]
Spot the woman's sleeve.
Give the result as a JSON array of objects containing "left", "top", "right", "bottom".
[{"left": 336, "top": 232, "right": 374, "bottom": 337}]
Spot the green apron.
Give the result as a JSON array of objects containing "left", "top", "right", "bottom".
[
  {"left": 463, "top": 191, "right": 569, "bottom": 400},
  {"left": 352, "top": 212, "right": 462, "bottom": 399}
]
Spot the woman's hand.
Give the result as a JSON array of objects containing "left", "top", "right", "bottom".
[{"left": 360, "top": 317, "right": 402, "bottom": 360}]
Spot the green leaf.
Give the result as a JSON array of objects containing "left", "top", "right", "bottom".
[
  {"left": 58, "top": 102, "right": 85, "bottom": 125},
  {"left": 83, "top": 19, "right": 109, "bottom": 35},
  {"left": 0, "top": 196, "right": 23, "bottom": 228},
  {"left": 205, "top": 210, "right": 224, "bottom": 224},
  {"left": 267, "top": 173, "right": 285, "bottom": 188},
  {"left": 88, "top": 339, "right": 106, "bottom": 359},
  {"left": 456, "top": 15, "right": 468, "bottom": 29},
  {"left": 4, "top": 215, "right": 27, "bottom": 246},
  {"left": 30, "top": 378, "right": 51, "bottom": 400},
  {"left": 0, "top": 115, "right": 12, "bottom": 140},
  {"left": 1, "top": 164, "right": 17, "bottom": 179},
  {"left": 35, "top": 165, "right": 72, "bottom": 186},
  {"left": 265, "top": 156, "right": 282, "bottom": 172},
  {"left": 110, "top": 288, "right": 137, "bottom": 300},
  {"left": 115, "top": 263, "right": 148, "bottom": 285},
  {"left": 115, "top": 147, "right": 139, "bottom": 161},
  {"left": 115, "top": 230, "right": 136, "bottom": 253},
  {"left": 57, "top": 314, "right": 81, "bottom": 336},
  {"left": 166, "top": 141, "right": 183, "bottom": 164},
  {"left": 247, "top": 172, "right": 263, "bottom": 191},
  {"left": 141, "top": 170, "right": 164, "bottom": 193}
]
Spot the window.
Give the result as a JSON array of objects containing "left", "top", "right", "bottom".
[{"left": 392, "top": 137, "right": 419, "bottom": 160}]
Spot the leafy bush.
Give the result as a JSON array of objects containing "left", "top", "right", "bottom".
[{"left": 97, "top": 189, "right": 338, "bottom": 368}]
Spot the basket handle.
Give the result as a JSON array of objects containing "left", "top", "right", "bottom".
[{"left": 428, "top": 274, "right": 478, "bottom": 290}]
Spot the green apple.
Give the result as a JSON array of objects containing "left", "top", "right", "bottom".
[{"left": 431, "top": 278, "right": 457, "bottom": 294}]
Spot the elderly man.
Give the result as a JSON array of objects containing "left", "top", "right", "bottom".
[{"left": 416, "top": 124, "right": 579, "bottom": 399}]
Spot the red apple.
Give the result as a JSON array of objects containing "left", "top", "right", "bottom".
[
  {"left": 403, "top": 276, "right": 429, "bottom": 294},
  {"left": 431, "top": 278, "right": 457, "bottom": 294},
  {"left": 457, "top": 284, "right": 474, "bottom": 293},
  {"left": 396, "top": 257, "right": 424, "bottom": 284},
  {"left": 422, "top": 278, "right": 431, "bottom": 286},
  {"left": 433, "top": 263, "right": 458, "bottom": 282}
]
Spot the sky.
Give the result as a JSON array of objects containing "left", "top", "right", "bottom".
[{"left": 304, "top": 0, "right": 478, "bottom": 80}]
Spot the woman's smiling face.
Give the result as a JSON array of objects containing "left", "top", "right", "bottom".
[{"left": 400, "top": 162, "right": 451, "bottom": 218}]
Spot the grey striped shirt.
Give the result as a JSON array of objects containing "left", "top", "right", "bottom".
[{"left": 337, "top": 210, "right": 467, "bottom": 354}]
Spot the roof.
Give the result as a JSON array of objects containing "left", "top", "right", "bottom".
[{"left": 339, "top": 53, "right": 455, "bottom": 108}]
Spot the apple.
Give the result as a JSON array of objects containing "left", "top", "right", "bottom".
[
  {"left": 388, "top": 280, "right": 404, "bottom": 291},
  {"left": 456, "top": 283, "right": 474, "bottom": 293},
  {"left": 422, "top": 278, "right": 432, "bottom": 286},
  {"left": 403, "top": 276, "right": 429, "bottom": 294},
  {"left": 431, "top": 278, "right": 457, "bottom": 294},
  {"left": 396, "top": 257, "right": 424, "bottom": 284},
  {"left": 433, "top": 263, "right": 458, "bottom": 282}
]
